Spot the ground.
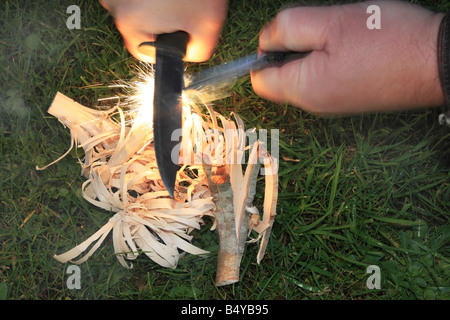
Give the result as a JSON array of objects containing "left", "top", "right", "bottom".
[{"left": 0, "top": 0, "right": 449, "bottom": 300}]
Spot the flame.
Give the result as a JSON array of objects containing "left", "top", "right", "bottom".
[
  {"left": 127, "top": 69, "right": 155, "bottom": 127},
  {"left": 124, "top": 65, "right": 197, "bottom": 129}
]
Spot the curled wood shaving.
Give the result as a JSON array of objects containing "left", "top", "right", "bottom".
[{"left": 42, "top": 86, "right": 278, "bottom": 272}]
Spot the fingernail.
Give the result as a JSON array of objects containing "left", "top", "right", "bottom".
[{"left": 257, "top": 47, "right": 266, "bottom": 58}]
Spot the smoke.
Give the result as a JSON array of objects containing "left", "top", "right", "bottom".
[{"left": 0, "top": 89, "right": 30, "bottom": 132}]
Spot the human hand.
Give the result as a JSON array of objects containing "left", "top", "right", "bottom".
[
  {"left": 251, "top": 0, "right": 445, "bottom": 115},
  {"left": 100, "top": 0, "right": 228, "bottom": 63}
]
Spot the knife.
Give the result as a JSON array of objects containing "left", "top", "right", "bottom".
[
  {"left": 184, "top": 51, "right": 310, "bottom": 93},
  {"left": 139, "top": 33, "right": 309, "bottom": 198},
  {"left": 139, "top": 31, "right": 189, "bottom": 198}
]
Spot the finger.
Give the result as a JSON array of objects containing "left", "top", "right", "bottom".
[
  {"left": 251, "top": 58, "right": 307, "bottom": 108},
  {"left": 185, "top": 28, "right": 220, "bottom": 63},
  {"left": 184, "top": 7, "right": 227, "bottom": 62},
  {"left": 259, "top": 6, "right": 335, "bottom": 52},
  {"left": 118, "top": 21, "right": 218, "bottom": 63},
  {"left": 115, "top": 22, "right": 157, "bottom": 63}
]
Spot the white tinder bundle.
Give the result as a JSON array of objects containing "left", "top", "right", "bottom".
[{"left": 39, "top": 81, "right": 278, "bottom": 284}]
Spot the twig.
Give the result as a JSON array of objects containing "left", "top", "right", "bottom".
[{"left": 203, "top": 164, "right": 248, "bottom": 286}]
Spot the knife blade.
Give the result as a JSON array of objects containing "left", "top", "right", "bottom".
[
  {"left": 139, "top": 31, "right": 189, "bottom": 198},
  {"left": 184, "top": 51, "right": 310, "bottom": 93}
]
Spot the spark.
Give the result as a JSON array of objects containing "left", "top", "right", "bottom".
[
  {"left": 129, "top": 72, "right": 155, "bottom": 126},
  {"left": 100, "top": 62, "right": 230, "bottom": 136}
]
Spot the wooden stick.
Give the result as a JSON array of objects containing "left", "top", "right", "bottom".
[{"left": 204, "top": 164, "right": 249, "bottom": 286}]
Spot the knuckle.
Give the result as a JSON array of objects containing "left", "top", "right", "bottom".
[{"left": 273, "top": 9, "right": 291, "bottom": 44}]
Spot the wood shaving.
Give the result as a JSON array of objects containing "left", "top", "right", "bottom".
[{"left": 39, "top": 81, "right": 278, "bottom": 285}]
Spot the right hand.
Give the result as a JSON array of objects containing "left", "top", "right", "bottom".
[
  {"left": 100, "top": 0, "right": 228, "bottom": 63},
  {"left": 251, "top": 1, "right": 445, "bottom": 115}
]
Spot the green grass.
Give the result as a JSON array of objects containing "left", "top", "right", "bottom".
[{"left": 1, "top": 0, "right": 449, "bottom": 301}]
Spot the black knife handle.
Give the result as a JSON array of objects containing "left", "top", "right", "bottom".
[
  {"left": 139, "top": 31, "right": 189, "bottom": 59},
  {"left": 263, "top": 51, "right": 310, "bottom": 65},
  {"left": 184, "top": 50, "right": 311, "bottom": 91}
]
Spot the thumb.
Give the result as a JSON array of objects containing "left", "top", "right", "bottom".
[
  {"left": 252, "top": 6, "right": 335, "bottom": 109},
  {"left": 114, "top": 20, "right": 157, "bottom": 63},
  {"left": 259, "top": 6, "right": 334, "bottom": 52}
]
